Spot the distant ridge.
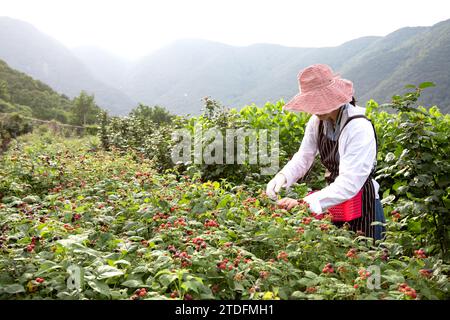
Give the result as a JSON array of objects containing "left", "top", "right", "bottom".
[{"left": 1, "top": 16, "right": 449, "bottom": 115}]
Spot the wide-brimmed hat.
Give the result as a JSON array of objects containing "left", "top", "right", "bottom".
[{"left": 283, "top": 64, "right": 354, "bottom": 114}]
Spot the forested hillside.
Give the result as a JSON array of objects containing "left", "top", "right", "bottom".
[{"left": 0, "top": 59, "right": 73, "bottom": 122}]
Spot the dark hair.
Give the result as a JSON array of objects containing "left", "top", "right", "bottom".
[{"left": 350, "top": 96, "right": 356, "bottom": 106}]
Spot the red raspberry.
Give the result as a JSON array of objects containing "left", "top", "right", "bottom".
[
  {"left": 414, "top": 249, "right": 427, "bottom": 259},
  {"left": 277, "top": 251, "right": 288, "bottom": 261},
  {"left": 217, "top": 262, "right": 227, "bottom": 270},
  {"left": 138, "top": 288, "right": 147, "bottom": 297},
  {"left": 64, "top": 224, "right": 74, "bottom": 231},
  {"left": 322, "top": 263, "right": 334, "bottom": 274},
  {"left": 305, "top": 287, "right": 317, "bottom": 293},
  {"left": 419, "top": 269, "right": 433, "bottom": 278},
  {"left": 346, "top": 248, "right": 357, "bottom": 258},
  {"left": 204, "top": 219, "right": 219, "bottom": 228},
  {"left": 358, "top": 269, "right": 371, "bottom": 279},
  {"left": 405, "top": 288, "right": 417, "bottom": 299},
  {"left": 302, "top": 217, "right": 312, "bottom": 225},
  {"left": 296, "top": 227, "right": 305, "bottom": 234}
]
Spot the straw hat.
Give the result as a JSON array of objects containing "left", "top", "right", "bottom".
[{"left": 283, "top": 64, "right": 354, "bottom": 114}]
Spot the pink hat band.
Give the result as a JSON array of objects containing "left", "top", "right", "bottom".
[{"left": 283, "top": 64, "right": 354, "bottom": 115}]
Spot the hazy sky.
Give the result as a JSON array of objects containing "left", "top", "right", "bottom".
[{"left": 1, "top": 0, "right": 449, "bottom": 59}]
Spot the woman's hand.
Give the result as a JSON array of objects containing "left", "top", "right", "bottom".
[
  {"left": 277, "top": 197, "right": 299, "bottom": 210},
  {"left": 266, "top": 173, "right": 287, "bottom": 200}
]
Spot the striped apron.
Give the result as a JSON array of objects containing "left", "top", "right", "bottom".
[{"left": 318, "top": 114, "right": 378, "bottom": 238}]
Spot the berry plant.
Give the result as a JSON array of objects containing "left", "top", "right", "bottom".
[{"left": 0, "top": 84, "right": 449, "bottom": 300}]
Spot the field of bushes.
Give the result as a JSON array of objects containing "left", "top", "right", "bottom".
[{"left": 0, "top": 85, "right": 449, "bottom": 300}]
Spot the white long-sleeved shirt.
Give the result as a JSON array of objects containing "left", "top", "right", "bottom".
[{"left": 279, "top": 104, "right": 379, "bottom": 213}]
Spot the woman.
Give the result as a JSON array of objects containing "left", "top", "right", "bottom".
[{"left": 266, "top": 64, "right": 385, "bottom": 240}]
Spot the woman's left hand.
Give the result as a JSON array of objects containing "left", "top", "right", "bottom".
[{"left": 277, "top": 197, "right": 299, "bottom": 210}]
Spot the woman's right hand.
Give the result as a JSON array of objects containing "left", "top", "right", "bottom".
[
  {"left": 277, "top": 197, "right": 299, "bottom": 210},
  {"left": 265, "top": 173, "right": 287, "bottom": 200}
]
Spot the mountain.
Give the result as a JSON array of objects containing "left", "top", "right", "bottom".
[
  {"left": 341, "top": 20, "right": 450, "bottom": 108},
  {"left": 72, "top": 46, "right": 132, "bottom": 91},
  {"left": 1, "top": 16, "right": 449, "bottom": 115},
  {"left": 0, "top": 17, "right": 135, "bottom": 115},
  {"left": 124, "top": 37, "right": 382, "bottom": 115},
  {"left": 122, "top": 19, "right": 449, "bottom": 114}
]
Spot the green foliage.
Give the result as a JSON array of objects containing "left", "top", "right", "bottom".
[
  {"left": 183, "top": 97, "right": 256, "bottom": 183},
  {"left": 369, "top": 83, "right": 450, "bottom": 259},
  {"left": 96, "top": 85, "right": 449, "bottom": 259},
  {"left": 0, "top": 113, "right": 32, "bottom": 154},
  {"left": 99, "top": 111, "right": 110, "bottom": 151},
  {"left": 0, "top": 80, "right": 10, "bottom": 101},
  {"left": 0, "top": 133, "right": 448, "bottom": 300},
  {"left": 129, "top": 104, "right": 174, "bottom": 125},
  {"left": 0, "top": 98, "right": 16, "bottom": 113},
  {"left": 99, "top": 105, "right": 184, "bottom": 173},
  {"left": 180, "top": 98, "right": 325, "bottom": 188},
  {"left": 72, "top": 91, "right": 101, "bottom": 126},
  {"left": 0, "top": 59, "right": 106, "bottom": 130}
]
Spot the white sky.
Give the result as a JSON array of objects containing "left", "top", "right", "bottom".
[{"left": 1, "top": 0, "right": 449, "bottom": 60}]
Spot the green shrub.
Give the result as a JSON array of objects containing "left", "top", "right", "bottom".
[{"left": 368, "top": 83, "right": 450, "bottom": 260}]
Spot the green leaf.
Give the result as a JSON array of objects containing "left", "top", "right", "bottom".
[
  {"left": 418, "top": 82, "right": 435, "bottom": 89},
  {"left": 97, "top": 265, "right": 124, "bottom": 280},
  {"left": 68, "top": 242, "right": 101, "bottom": 258},
  {"left": 132, "top": 266, "right": 148, "bottom": 274},
  {"left": 381, "top": 270, "right": 405, "bottom": 284},
  {"left": 407, "top": 220, "right": 421, "bottom": 233},
  {"left": 4, "top": 284, "right": 25, "bottom": 294},
  {"left": 88, "top": 280, "right": 111, "bottom": 297},
  {"left": 155, "top": 270, "right": 178, "bottom": 287},
  {"left": 217, "top": 195, "right": 231, "bottom": 209},
  {"left": 22, "top": 195, "right": 40, "bottom": 204},
  {"left": 290, "top": 291, "right": 307, "bottom": 299},
  {"left": 381, "top": 195, "right": 395, "bottom": 205},
  {"left": 304, "top": 271, "right": 318, "bottom": 279},
  {"left": 392, "top": 181, "right": 406, "bottom": 192},
  {"left": 113, "top": 260, "right": 131, "bottom": 266},
  {"left": 121, "top": 280, "right": 143, "bottom": 288},
  {"left": 297, "top": 278, "right": 319, "bottom": 287},
  {"left": 233, "top": 281, "right": 244, "bottom": 292},
  {"left": 182, "top": 279, "right": 205, "bottom": 293}
]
